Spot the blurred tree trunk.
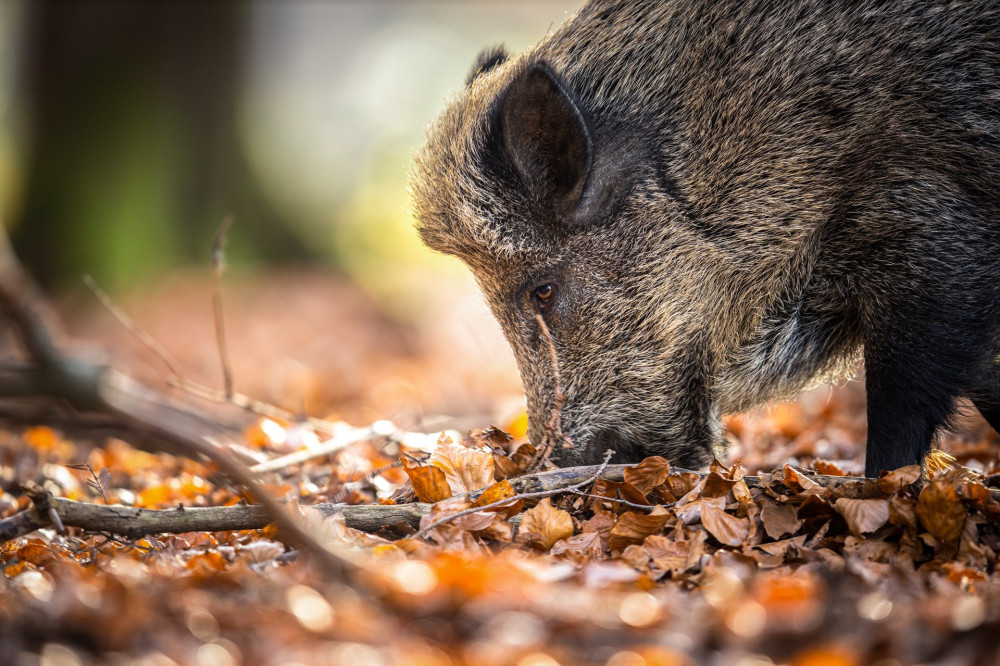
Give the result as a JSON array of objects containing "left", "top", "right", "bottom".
[{"left": 13, "top": 0, "right": 313, "bottom": 290}]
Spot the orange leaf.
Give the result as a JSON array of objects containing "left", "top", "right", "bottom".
[
  {"left": 624, "top": 456, "right": 671, "bottom": 495},
  {"left": 505, "top": 410, "right": 529, "bottom": 440},
  {"left": 185, "top": 551, "right": 227, "bottom": 574},
  {"left": 916, "top": 479, "right": 966, "bottom": 544},
  {"left": 405, "top": 465, "right": 452, "bottom": 503},
  {"left": 472, "top": 479, "right": 515, "bottom": 508},
  {"left": 782, "top": 464, "right": 823, "bottom": 494},
  {"left": 23, "top": 426, "right": 61, "bottom": 451},
  {"left": 701, "top": 504, "right": 749, "bottom": 547},
  {"left": 518, "top": 498, "right": 574, "bottom": 550},
  {"left": 138, "top": 484, "right": 173, "bottom": 508}
]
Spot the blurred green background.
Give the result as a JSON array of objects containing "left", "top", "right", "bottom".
[
  {"left": 0, "top": 0, "right": 577, "bottom": 314},
  {"left": 0, "top": 1, "right": 580, "bottom": 428}
]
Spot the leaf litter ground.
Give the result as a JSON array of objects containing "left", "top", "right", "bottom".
[{"left": 3, "top": 272, "right": 1000, "bottom": 666}]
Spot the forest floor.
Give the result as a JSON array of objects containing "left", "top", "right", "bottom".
[{"left": 2, "top": 269, "right": 999, "bottom": 666}]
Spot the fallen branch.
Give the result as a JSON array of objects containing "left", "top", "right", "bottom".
[{"left": 0, "top": 492, "right": 431, "bottom": 542}]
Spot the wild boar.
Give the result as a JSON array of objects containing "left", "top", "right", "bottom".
[{"left": 411, "top": 0, "right": 1000, "bottom": 476}]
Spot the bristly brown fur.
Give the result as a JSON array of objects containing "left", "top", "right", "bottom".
[{"left": 411, "top": 0, "right": 1000, "bottom": 476}]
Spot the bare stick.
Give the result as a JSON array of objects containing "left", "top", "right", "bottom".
[
  {"left": 211, "top": 216, "right": 234, "bottom": 399},
  {"left": 83, "top": 274, "right": 187, "bottom": 382},
  {"left": 0, "top": 493, "right": 430, "bottom": 542},
  {"left": 249, "top": 421, "right": 406, "bottom": 474},
  {"left": 529, "top": 312, "right": 567, "bottom": 472},
  {"left": 414, "top": 450, "right": 616, "bottom": 539}
]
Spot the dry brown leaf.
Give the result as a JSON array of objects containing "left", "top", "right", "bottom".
[
  {"left": 761, "top": 501, "right": 804, "bottom": 540},
  {"left": 624, "top": 456, "right": 671, "bottom": 494},
  {"left": 580, "top": 509, "right": 617, "bottom": 551},
  {"left": 783, "top": 464, "right": 824, "bottom": 494},
  {"left": 550, "top": 531, "right": 604, "bottom": 558},
  {"left": 701, "top": 503, "right": 750, "bottom": 547},
  {"left": 518, "top": 498, "right": 574, "bottom": 550},
  {"left": 888, "top": 494, "right": 917, "bottom": 527},
  {"left": 665, "top": 472, "right": 702, "bottom": 501},
  {"left": 916, "top": 479, "right": 966, "bottom": 545},
  {"left": 405, "top": 465, "right": 452, "bottom": 503},
  {"left": 430, "top": 439, "right": 495, "bottom": 495},
  {"left": 875, "top": 465, "right": 921, "bottom": 494},
  {"left": 745, "top": 535, "right": 808, "bottom": 568},
  {"left": 642, "top": 534, "right": 692, "bottom": 573},
  {"left": 834, "top": 498, "right": 889, "bottom": 537},
  {"left": 676, "top": 495, "right": 726, "bottom": 525},
  {"left": 619, "top": 481, "right": 652, "bottom": 506},
  {"left": 608, "top": 510, "right": 671, "bottom": 551}
]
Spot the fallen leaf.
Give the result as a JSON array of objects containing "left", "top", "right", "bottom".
[
  {"left": 783, "top": 465, "right": 823, "bottom": 494},
  {"left": 405, "top": 465, "right": 451, "bottom": 503},
  {"left": 430, "top": 439, "right": 495, "bottom": 495},
  {"left": 875, "top": 465, "right": 921, "bottom": 493},
  {"left": 676, "top": 496, "right": 726, "bottom": 525},
  {"left": 608, "top": 510, "right": 671, "bottom": 551},
  {"left": 916, "top": 480, "right": 966, "bottom": 545},
  {"left": 701, "top": 504, "right": 750, "bottom": 547},
  {"left": 812, "top": 460, "right": 846, "bottom": 476},
  {"left": 834, "top": 498, "right": 889, "bottom": 537},
  {"left": 472, "top": 479, "right": 515, "bottom": 507},
  {"left": 624, "top": 456, "right": 671, "bottom": 494},
  {"left": 761, "top": 501, "right": 803, "bottom": 540},
  {"left": 550, "top": 531, "right": 603, "bottom": 558},
  {"left": 518, "top": 498, "right": 574, "bottom": 550}
]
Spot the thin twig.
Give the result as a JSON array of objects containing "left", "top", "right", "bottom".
[
  {"left": 83, "top": 275, "right": 187, "bottom": 382},
  {"left": 249, "top": 422, "right": 404, "bottom": 474},
  {"left": 414, "top": 450, "right": 616, "bottom": 539},
  {"left": 564, "top": 488, "right": 663, "bottom": 512},
  {"left": 529, "top": 312, "right": 567, "bottom": 472},
  {"left": 211, "top": 216, "right": 234, "bottom": 399}
]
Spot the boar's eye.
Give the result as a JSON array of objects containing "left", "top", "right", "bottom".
[{"left": 532, "top": 283, "right": 556, "bottom": 311}]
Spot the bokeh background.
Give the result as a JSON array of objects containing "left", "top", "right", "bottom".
[{"left": 0, "top": 1, "right": 581, "bottom": 433}]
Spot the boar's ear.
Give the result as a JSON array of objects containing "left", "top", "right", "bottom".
[
  {"left": 501, "top": 62, "right": 592, "bottom": 225},
  {"left": 467, "top": 45, "right": 508, "bottom": 85}
]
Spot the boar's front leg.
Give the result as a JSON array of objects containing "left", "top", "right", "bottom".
[
  {"left": 862, "top": 301, "right": 997, "bottom": 477},
  {"left": 863, "top": 350, "right": 946, "bottom": 477}
]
